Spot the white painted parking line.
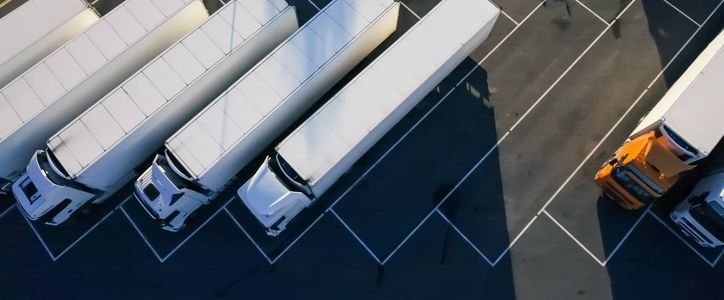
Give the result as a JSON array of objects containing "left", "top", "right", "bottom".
[
  {"left": 223, "top": 207, "right": 274, "bottom": 264},
  {"left": 648, "top": 210, "right": 717, "bottom": 267},
  {"left": 574, "top": 0, "right": 609, "bottom": 25},
  {"left": 399, "top": 1, "right": 422, "bottom": 20},
  {"left": 598, "top": 206, "right": 650, "bottom": 266},
  {"left": 306, "top": 0, "right": 320, "bottom": 11},
  {"left": 712, "top": 248, "right": 724, "bottom": 266},
  {"left": 120, "top": 205, "right": 165, "bottom": 263},
  {"left": 21, "top": 211, "right": 57, "bottom": 261},
  {"left": 270, "top": 212, "right": 325, "bottom": 264},
  {"left": 435, "top": 209, "right": 494, "bottom": 266},
  {"left": 0, "top": 203, "right": 15, "bottom": 220},
  {"left": 330, "top": 208, "right": 382, "bottom": 264},
  {"left": 543, "top": 210, "right": 606, "bottom": 266},
  {"left": 160, "top": 198, "right": 235, "bottom": 262},
  {"left": 52, "top": 196, "right": 133, "bottom": 261},
  {"left": 491, "top": 215, "right": 539, "bottom": 266},
  {"left": 500, "top": 10, "right": 519, "bottom": 26},
  {"left": 661, "top": 0, "right": 702, "bottom": 26},
  {"left": 54, "top": 209, "right": 115, "bottom": 260}
]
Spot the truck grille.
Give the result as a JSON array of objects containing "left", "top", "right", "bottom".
[{"left": 675, "top": 218, "right": 712, "bottom": 246}]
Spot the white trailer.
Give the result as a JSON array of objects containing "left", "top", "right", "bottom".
[
  {"left": 240, "top": 0, "right": 500, "bottom": 235},
  {"left": 631, "top": 30, "right": 724, "bottom": 164},
  {"left": 135, "top": 0, "right": 400, "bottom": 232},
  {"left": 0, "top": 0, "right": 209, "bottom": 193},
  {"left": 0, "top": 0, "right": 99, "bottom": 88},
  {"left": 12, "top": 0, "right": 297, "bottom": 225}
]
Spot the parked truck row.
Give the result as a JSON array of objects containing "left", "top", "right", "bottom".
[
  {"left": 595, "top": 29, "right": 724, "bottom": 247},
  {"left": 134, "top": 0, "right": 401, "bottom": 232},
  {"left": 0, "top": 0, "right": 502, "bottom": 237},
  {"left": 12, "top": 0, "right": 297, "bottom": 225},
  {"left": 1, "top": 0, "right": 209, "bottom": 194}
]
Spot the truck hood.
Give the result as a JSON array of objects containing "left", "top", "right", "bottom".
[{"left": 238, "top": 162, "right": 308, "bottom": 227}]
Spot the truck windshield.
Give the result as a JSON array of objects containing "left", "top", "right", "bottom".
[
  {"left": 269, "top": 153, "right": 311, "bottom": 197},
  {"left": 626, "top": 164, "right": 664, "bottom": 194},
  {"left": 612, "top": 166, "right": 654, "bottom": 203},
  {"left": 689, "top": 202, "right": 724, "bottom": 242}
]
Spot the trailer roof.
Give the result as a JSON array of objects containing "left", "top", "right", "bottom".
[
  {"left": 664, "top": 31, "right": 724, "bottom": 155},
  {"left": 166, "top": 0, "right": 395, "bottom": 179},
  {"left": 46, "top": 0, "right": 286, "bottom": 177},
  {"left": 0, "top": 0, "right": 88, "bottom": 69},
  {"left": 276, "top": 0, "right": 498, "bottom": 186},
  {"left": 0, "top": 0, "right": 197, "bottom": 140}
]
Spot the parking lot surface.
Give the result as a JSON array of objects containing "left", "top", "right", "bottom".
[{"left": 1, "top": 0, "right": 723, "bottom": 299}]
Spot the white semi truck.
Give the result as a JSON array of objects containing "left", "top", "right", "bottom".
[
  {"left": 671, "top": 167, "right": 724, "bottom": 248},
  {"left": 12, "top": 0, "right": 297, "bottom": 225},
  {"left": 0, "top": 0, "right": 209, "bottom": 194},
  {"left": 134, "top": 0, "right": 400, "bottom": 232},
  {"left": 0, "top": 0, "right": 100, "bottom": 88},
  {"left": 239, "top": 0, "right": 500, "bottom": 235}
]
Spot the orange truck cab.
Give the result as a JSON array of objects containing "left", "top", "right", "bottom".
[{"left": 595, "top": 131, "right": 694, "bottom": 209}]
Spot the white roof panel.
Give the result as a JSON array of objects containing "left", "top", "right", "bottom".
[
  {"left": 308, "top": 12, "right": 352, "bottom": 52},
  {"left": 277, "top": 0, "right": 498, "bottom": 184},
  {"left": 289, "top": 29, "right": 336, "bottom": 67},
  {"left": 44, "top": 48, "right": 87, "bottom": 90},
  {"left": 267, "top": 0, "right": 289, "bottom": 11},
  {"left": 197, "top": 104, "right": 244, "bottom": 150},
  {"left": 326, "top": 0, "right": 368, "bottom": 36},
  {"left": 167, "top": 0, "right": 390, "bottom": 177},
  {"left": 164, "top": 44, "right": 205, "bottom": 84},
  {"left": 242, "top": 0, "right": 280, "bottom": 24},
  {"left": 105, "top": 5, "right": 147, "bottom": 45},
  {"left": 152, "top": 0, "right": 188, "bottom": 17},
  {"left": 142, "top": 58, "right": 186, "bottom": 99},
  {"left": 125, "top": 0, "right": 166, "bottom": 31},
  {"left": 23, "top": 63, "right": 65, "bottom": 105},
  {"left": 81, "top": 105, "right": 124, "bottom": 149},
  {"left": 182, "top": 29, "right": 225, "bottom": 69},
  {"left": 236, "top": 72, "right": 282, "bottom": 113},
  {"left": 123, "top": 73, "right": 166, "bottom": 116},
  {"left": 342, "top": 0, "right": 384, "bottom": 21},
  {"left": 85, "top": 20, "right": 127, "bottom": 59},
  {"left": 65, "top": 34, "right": 106, "bottom": 75},
  {"left": 0, "top": 96, "right": 22, "bottom": 138},
  {"left": 102, "top": 89, "right": 145, "bottom": 133},
  {"left": 2, "top": 79, "right": 44, "bottom": 122},
  {"left": 271, "top": 43, "right": 318, "bottom": 83},
  {"left": 0, "top": 0, "right": 191, "bottom": 142},
  {"left": 219, "top": 2, "right": 262, "bottom": 40},
  {"left": 0, "top": 0, "right": 88, "bottom": 67},
  {"left": 202, "top": 15, "right": 243, "bottom": 54},
  {"left": 48, "top": 0, "right": 278, "bottom": 175},
  {"left": 58, "top": 121, "right": 103, "bottom": 171}
]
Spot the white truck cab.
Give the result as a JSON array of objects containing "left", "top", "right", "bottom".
[{"left": 671, "top": 171, "right": 724, "bottom": 247}]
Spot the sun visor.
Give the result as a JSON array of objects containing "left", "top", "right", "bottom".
[{"left": 647, "top": 137, "right": 695, "bottom": 177}]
